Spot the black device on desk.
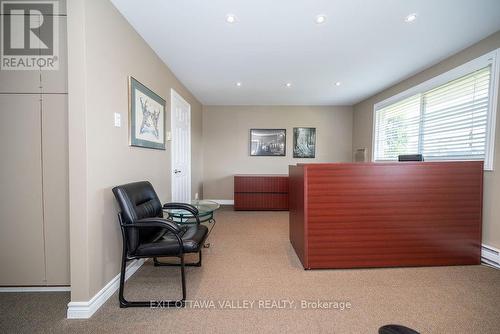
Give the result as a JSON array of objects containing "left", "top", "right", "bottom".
[{"left": 398, "top": 154, "right": 424, "bottom": 162}]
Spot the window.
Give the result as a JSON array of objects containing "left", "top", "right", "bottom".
[{"left": 373, "top": 49, "right": 499, "bottom": 170}]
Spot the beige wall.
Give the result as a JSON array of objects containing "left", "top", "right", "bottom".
[
  {"left": 352, "top": 30, "right": 500, "bottom": 249},
  {"left": 202, "top": 106, "right": 353, "bottom": 199},
  {"left": 67, "top": 0, "right": 203, "bottom": 301}
]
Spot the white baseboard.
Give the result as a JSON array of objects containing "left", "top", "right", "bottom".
[
  {"left": 208, "top": 199, "right": 234, "bottom": 205},
  {"left": 0, "top": 286, "right": 71, "bottom": 292},
  {"left": 481, "top": 244, "right": 500, "bottom": 269},
  {"left": 67, "top": 259, "right": 145, "bottom": 319}
]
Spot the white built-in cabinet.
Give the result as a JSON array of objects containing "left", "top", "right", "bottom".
[{"left": 0, "top": 11, "right": 69, "bottom": 286}]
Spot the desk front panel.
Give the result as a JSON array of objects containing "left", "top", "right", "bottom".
[{"left": 295, "top": 162, "right": 483, "bottom": 269}]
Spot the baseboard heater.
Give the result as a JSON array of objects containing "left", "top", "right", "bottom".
[{"left": 481, "top": 244, "right": 500, "bottom": 269}]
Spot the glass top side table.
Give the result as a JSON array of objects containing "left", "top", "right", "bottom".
[{"left": 163, "top": 200, "right": 220, "bottom": 247}]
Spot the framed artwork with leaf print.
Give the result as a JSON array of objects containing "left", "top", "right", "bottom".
[{"left": 128, "top": 76, "right": 166, "bottom": 150}]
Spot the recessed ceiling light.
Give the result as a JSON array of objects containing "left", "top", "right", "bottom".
[
  {"left": 226, "top": 14, "right": 237, "bottom": 24},
  {"left": 315, "top": 15, "right": 327, "bottom": 24},
  {"left": 335, "top": 81, "right": 341, "bottom": 86},
  {"left": 285, "top": 82, "right": 292, "bottom": 87},
  {"left": 236, "top": 82, "right": 242, "bottom": 87},
  {"left": 404, "top": 13, "right": 417, "bottom": 23}
]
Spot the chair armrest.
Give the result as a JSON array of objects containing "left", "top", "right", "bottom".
[
  {"left": 163, "top": 202, "right": 201, "bottom": 224},
  {"left": 122, "top": 217, "right": 184, "bottom": 255},
  {"left": 123, "top": 218, "right": 181, "bottom": 234}
]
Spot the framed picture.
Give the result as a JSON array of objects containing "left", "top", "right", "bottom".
[
  {"left": 250, "top": 129, "right": 286, "bottom": 156},
  {"left": 128, "top": 76, "right": 166, "bottom": 150},
  {"left": 293, "top": 127, "right": 316, "bottom": 158}
]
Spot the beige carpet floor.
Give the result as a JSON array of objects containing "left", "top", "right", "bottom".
[{"left": 1, "top": 207, "right": 500, "bottom": 333}]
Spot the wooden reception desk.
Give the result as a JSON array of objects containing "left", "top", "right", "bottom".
[{"left": 289, "top": 162, "right": 483, "bottom": 269}]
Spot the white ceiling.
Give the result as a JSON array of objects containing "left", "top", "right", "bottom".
[{"left": 111, "top": 0, "right": 500, "bottom": 106}]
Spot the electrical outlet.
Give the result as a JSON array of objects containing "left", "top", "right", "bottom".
[{"left": 114, "top": 113, "right": 121, "bottom": 127}]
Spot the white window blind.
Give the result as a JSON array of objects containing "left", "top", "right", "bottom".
[
  {"left": 374, "top": 94, "right": 421, "bottom": 161},
  {"left": 373, "top": 61, "right": 497, "bottom": 169},
  {"left": 421, "top": 67, "right": 490, "bottom": 160}
]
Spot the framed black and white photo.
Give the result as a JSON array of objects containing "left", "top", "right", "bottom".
[
  {"left": 128, "top": 76, "right": 166, "bottom": 150},
  {"left": 293, "top": 127, "right": 316, "bottom": 158},
  {"left": 250, "top": 129, "right": 286, "bottom": 156}
]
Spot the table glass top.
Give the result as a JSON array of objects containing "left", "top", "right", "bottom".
[{"left": 163, "top": 200, "right": 220, "bottom": 216}]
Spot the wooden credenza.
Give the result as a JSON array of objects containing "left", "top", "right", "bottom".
[
  {"left": 234, "top": 174, "right": 289, "bottom": 210},
  {"left": 289, "top": 162, "right": 483, "bottom": 269}
]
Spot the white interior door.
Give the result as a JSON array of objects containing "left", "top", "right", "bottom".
[{"left": 171, "top": 89, "right": 191, "bottom": 202}]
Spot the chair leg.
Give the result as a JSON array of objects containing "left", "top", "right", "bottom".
[
  {"left": 118, "top": 251, "right": 128, "bottom": 308},
  {"left": 119, "top": 253, "right": 186, "bottom": 308},
  {"left": 154, "top": 250, "right": 202, "bottom": 267},
  {"left": 180, "top": 256, "right": 186, "bottom": 300}
]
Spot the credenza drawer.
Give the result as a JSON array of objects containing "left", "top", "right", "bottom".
[
  {"left": 234, "top": 175, "right": 289, "bottom": 210},
  {"left": 234, "top": 175, "right": 288, "bottom": 193},
  {"left": 234, "top": 193, "right": 288, "bottom": 211}
]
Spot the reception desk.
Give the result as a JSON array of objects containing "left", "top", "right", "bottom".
[{"left": 289, "top": 162, "right": 483, "bottom": 269}]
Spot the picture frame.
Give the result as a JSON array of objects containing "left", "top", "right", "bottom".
[
  {"left": 250, "top": 129, "right": 286, "bottom": 156},
  {"left": 293, "top": 127, "right": 316, "bottom": 158},
  {"left": 128, "top": 76, "right": 166, "bottom": 150}
]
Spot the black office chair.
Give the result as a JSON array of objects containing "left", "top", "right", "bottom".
[
  {"left": 112, "top": 181, "right": 208, "bottom": 308},
  {"left": 379, "top": 324, "right": 420, "bottom": 334}
]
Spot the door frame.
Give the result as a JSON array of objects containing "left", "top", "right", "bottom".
[{"left": 170, "top": 88, "right": 192, "bottom": 201}]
